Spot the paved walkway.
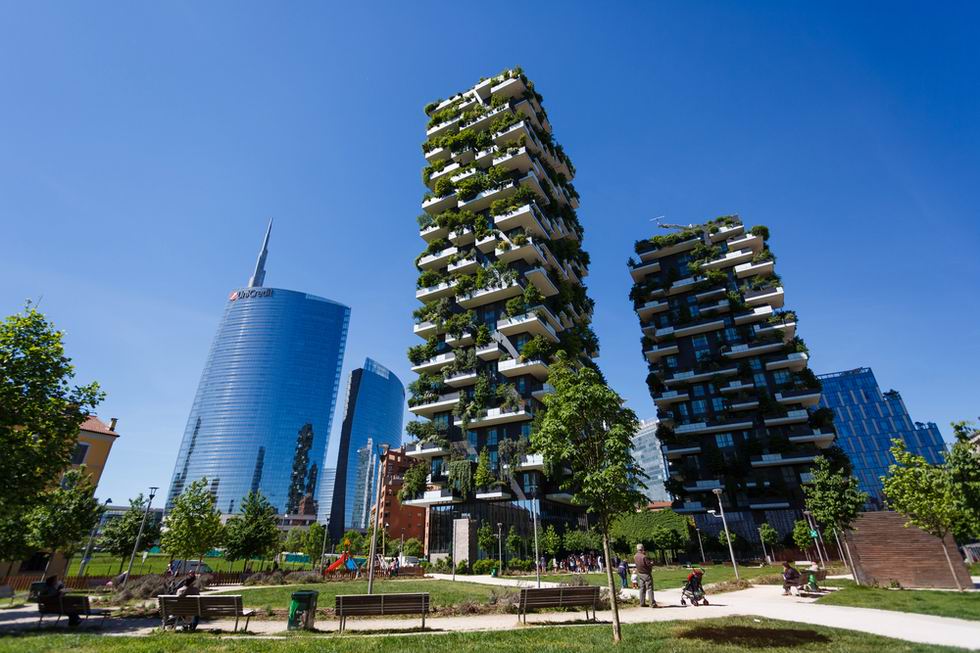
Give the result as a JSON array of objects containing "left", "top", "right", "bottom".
[{"left": 1, "top": 579, "right": 977, "bottom": 649}]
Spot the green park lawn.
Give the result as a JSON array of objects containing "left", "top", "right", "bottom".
[
  {"left": 0, "top": 617, "right": 961, "bottom": 653},
  {"left": 66, "top": 553, "right": 307, "bottom": 577},
  {"left": 537, "top": 564, "right": 783, "bottom": 589},
  {"left": 216, "top": 578, "right": 497, "bottom": 613},
  {"left": 816, "top": 584, "right": 980, "bottom": 621}
]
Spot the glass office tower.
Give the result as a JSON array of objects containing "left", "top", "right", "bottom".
[
  {"left": 817, "top": 367, "right": 946, "bottom": 505},
  {"left": 166, "top": 223, "right": 350, "bottom": 516},
  {"left": 322, "top": 358, "right": 405, "bottom": 541},
  {"left": 632, "top": 419, "right": 672, "bottom": 503}
]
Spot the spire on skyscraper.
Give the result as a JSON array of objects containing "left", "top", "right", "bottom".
[{"left": 248, "top": 219, "right": 273, "bottom": 288}]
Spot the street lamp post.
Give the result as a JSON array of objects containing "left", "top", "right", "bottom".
[
  {"left": 122, "top": 487, "right": 157, "bottom": 587},
  {"left": 711, "top": 488, "right": 739, "bottom": 581},
  {"left": 367, "top": 443, "right": 389, "bottom": 595},
  {"left": 694, "top": 526, "right": 706, "bottom": 564},
  {"left": 497, "top": 522, "right": 503, "bottom": 574},
  {"left": 79, "top": 497, "right": 112, "bottom": 577},
  {"left": 531, "top": 506, "right": 541, "bottom": 588}
]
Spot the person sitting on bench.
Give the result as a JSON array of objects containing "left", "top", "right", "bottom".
[
  {"left": 38, "top": 575, "right": 80, "bottom": 627},
  {"left": 782, "top": 562, "right": 803, "bottom": 595},
  {"left": 174, "top": 572, "right": 201, "bottom": 630}
]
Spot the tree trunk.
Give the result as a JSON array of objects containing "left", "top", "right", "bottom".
[
  {"left": 600, "top": 529, "right": 622, "bottom": 643},
  {"left": 940, "top": 538, "right": 964, "bottom": 591},
  {"left": 118, "top": 557, "right": 126, "bottom": 575}
]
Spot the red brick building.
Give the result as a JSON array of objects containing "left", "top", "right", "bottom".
[{"left": 370, "top": 447, "right": 426, "bottom": 549}]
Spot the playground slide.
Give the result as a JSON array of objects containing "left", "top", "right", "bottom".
[{"left": 325, "top": 552, "right": 350, "bottom": 574}]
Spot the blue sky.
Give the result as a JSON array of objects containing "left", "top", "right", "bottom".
[{"left": 2, "top": 2, "right": 977, "bottom": 505}]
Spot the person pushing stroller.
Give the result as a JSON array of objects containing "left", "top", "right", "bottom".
[{"left": 680, "top": 566, "right": 709, "bottom": 606}]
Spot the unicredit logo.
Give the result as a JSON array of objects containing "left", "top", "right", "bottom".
[{"left": 229, "top": 288, "right": 274, "bottom": 301}]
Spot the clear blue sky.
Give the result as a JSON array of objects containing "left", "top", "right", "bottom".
[{"left": 2, "top": 2, "right": 977, "bottom": 505}]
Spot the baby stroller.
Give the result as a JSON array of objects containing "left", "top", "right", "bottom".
[{"left": 680, "top": 568, "right": 709, "bottom": 606}]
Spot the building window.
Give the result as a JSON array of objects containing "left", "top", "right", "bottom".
[
  {"left": 433, "top": 414, "right": 450, "bottom": 431},
  {"left": 712, "top": 397, "right": 726, "bottom": 413},
  {"left": 692, "top": 384, "right": 705, "bottom": 397},
  {"left": 467, "top": 430, "right": 477, "bottom": 448},
  {"left": 715, "top": 433, "right": 734, "bottom": 448},
  {"left": 521, "top": 423, "right": 531, "bottom": 438},
  {"left": 773, "top": 370, "right": 791, "bottom": 386},
  {"left": 691, "top": 400, "right": 707, "bottom": 417},
  {"left": 753, "top": 373, "right": 768, "bottom": 388},
  {"left": 665, "top": 355, "right": 678, "bottom": 369},
  {"left": 71, "top": 442, "right": 89, "bottom": 465},
  {"left": 486, "top": 429, "right": 498, "bottom": 446}
]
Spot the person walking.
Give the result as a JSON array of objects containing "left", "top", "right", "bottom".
[
  {"left": 634, "top": 544, "right": 657, "bottom": 607},
  {"left": 617, "top": 558, "right": 629, "bottom": 589}
]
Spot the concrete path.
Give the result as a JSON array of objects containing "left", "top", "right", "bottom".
[{"left": 1, "top": 581, "right": 977, "bottom": 649}]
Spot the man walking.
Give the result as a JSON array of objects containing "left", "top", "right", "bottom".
[{"left": 634, "top": 544, "right": 656, "bottom": 607}]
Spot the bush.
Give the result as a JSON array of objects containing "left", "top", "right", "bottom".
[
  {"left": 244, "top": 571, "right": 286, "bottom": 586},
  {"left": 472, "top": 559, "right": 497, "bottom": 575},
  {"left": 284, "top": 571, "right": 321, "bottom": 584},
  {"left": 507, "top": 558, "right": 535, "bottom": 572},
  {"left": 455, "top": 559, "right": 471, "bottom": 574},
  {"left": 111, "top": 574, "right": 173, "bottom": 603}
]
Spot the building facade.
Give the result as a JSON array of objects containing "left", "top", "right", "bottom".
[
  {"left": 322, "top": 358, "right": 405, "bottom": 540},
  {"left": 407, "top": 68, "right": 597, "bottom": 558},
  {"left": 166, "top": 224, "right": 350, "bottom": 517},
  {"left": 632, "top": 418, "right": 671, "bottom": 503},
  {"left": 369, "top": 447, "right": 427, "bottom": 547},
  {"left": 817, "top": 367, "right": 946, "bottom": 505},
  {"left": 629, "top": 216, "right": 833, "bottom": 540},
  {"left": 73, "top": 415, "right": 120, "bottom": 489}
]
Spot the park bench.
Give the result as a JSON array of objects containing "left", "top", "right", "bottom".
[
  {"left": 158, "top": 595, "right": 255, "bottom": 632},
  {"left": 37, "top": 594, "right": 109, "bottom": 628},
  {"left": 516, "top": 586, "right": 600, "bottom": 624},
  {"left": 334, "top": 592, "right": 429, "bottom": 632},
  {"left": 0, "top": 585, "right": 15, "bottom": 605}
]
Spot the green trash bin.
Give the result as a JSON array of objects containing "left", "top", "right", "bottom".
[
  {"left": 490, "top": 568, "right": 498, "bottom": 578},
  {"left": 288, "top": 590, "right": 319, "bottom": 630}
]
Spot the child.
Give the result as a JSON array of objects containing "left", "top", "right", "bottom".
[{"left": 631, "top": 570, "right": 639, "bottom": 589}]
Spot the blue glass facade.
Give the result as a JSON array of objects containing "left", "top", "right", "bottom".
[
  {"left": 817, "top": 367, "right": 946, "bottom": 504},
  {"left": 323, "top": 358, "right": 405, "bottom": 540},
  {"left": 166, "top": 287, "right": 350, "bottom": 516},
  {"left": 631, "top": 419, "right": 671, "bottom": 503}
]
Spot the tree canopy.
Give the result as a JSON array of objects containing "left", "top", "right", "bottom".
[
  {"left": 99, "top": 493, "right": 161, "bottom": 571},
  {"left": 224, "top": 491, "right": 280, "bottom": 563},
  {"left": 0, "top": 305, "right": 104, "bottom": 558},
  {"left": 27, "top": 467, "right": 104, "bottom": 566},
  {"left": 803, "top": 455, "right": 868, "bottom": 532},
  {"left": 161, "top": 478, "right": 224, "bottom": 562}
]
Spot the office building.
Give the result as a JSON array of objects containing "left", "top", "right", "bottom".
[
  {"left": 817, "top": 367, "right": 946, "bottom": 505},
  {"left": 368, "top": 447, "right": 428, "bottom": 547},
  {"left": 632, "top": 418, "right": 671, "bottom": 503},
  {"left": 629, "top": 216, "right": 833, "bottom": 539},
  {"left": 322, "top": 358, "right": 405, "bottom": 540},
  {"left": 408, "top": 68, "right": 597, "bottom": 558},
  {"left": 166, "top": 223, "right": 350, "bottom": 517}
]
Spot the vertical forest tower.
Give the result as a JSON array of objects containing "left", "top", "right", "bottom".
[
  {"left": 629, "top": 216, "right": 837, "bottom": 539},
  {"left": 406, "top": 68, "right": 596, "bottom": 556}
]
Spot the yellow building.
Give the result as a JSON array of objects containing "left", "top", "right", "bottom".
[{"left": 72, "top": 415, "right": 120, "bottom": 488}]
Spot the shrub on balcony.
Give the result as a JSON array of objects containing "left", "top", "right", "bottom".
[
  {"left": 417, "top": 213, "right": 434, "bottom": 229},
  {"left": 505, "top": 295, "right": 525, "bottom": 317},
  {"left": 443, "top": 311, "right": 476, "bottom": 338},
  {"left": 646, "top": 371, "right": 666, "bottom": 395},
  {"left": 750, "top": 224, "right": 770, "bottom": 240},
  {"left": 474, "top": 449, "right": 498, "bottom": 491},
  {"left": 752, "top": 248, "right": 775, "bottom": 264},
  {"left": 520, "top": 335, "right": 554, "bottom": 362},
  {"left": 398, "top": 460, "right": 429, "bottom": 502},
  {"left": 475, "top": 324, "right": 491, "bottom": 346},
  {"left": 786, "top": 337, "right": 809, "bottom": 354},
  {"left": 416, "top": 270, "right": 445, "bottom": 290},
  {"left": 407, "top": 339, "right": 438, "bottom": 366},
  {"left": 433, "top": 176, "right": 455, "bottom": 199},
  {"left": 809, "top": 407, "right": 835, "bottom": 430},
  {"left": 727, "top": 290, "right": 746, "bottom": 311},
  {"left": 446, "top": 459, "right": 474, "bottom": 500},
  {"left": 769, "top": 310, "right": 797, "bottom": 325},
  {"left": 793, "top": 368, "right": 822, "bottom": 391},
  {"left": 511, "top": 232, "right": 528, "bottom": 246},
  {"left": 453, "top": 274, "right": 476, "bottom": 296},
  {"left": 496, "top": 383, "right": 523, "bottom": 412}
]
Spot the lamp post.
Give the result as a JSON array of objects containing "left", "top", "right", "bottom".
[
  {"left": 497, "top": 522, "right": 503, "bottom": 574},
  {"left": 367, "top": 443, "right": 389, "bottom": 594},
  {"left": 122, "top": 487, "right": 157, "bottom": 587},
  {"left": 694, "top": 526, "right": 706, "bottom": 564},
  {"left": 79, "top": 497, "right": 112, "bottom": 577},
  {"left": 531, "top": 505, "right": 541, "bottom": 588},
  {"left": 803, "top": 510, "right": 826, "bottom": 567},
  {"left": 711, "top": 488, "right": 739, "bottom": 580}
]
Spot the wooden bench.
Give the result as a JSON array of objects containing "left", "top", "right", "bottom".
[
  {"left": 517, "top": 586, "right": 600, "bottom": 624},
  {"left": 37, "top": 594, "right": 109, "bottom": 628},
  {"left": 158, "top": 595, "right": 255, "bottom": 632},
  {"left": 334, "top": 592, "right": 429, "bottom": 632}
]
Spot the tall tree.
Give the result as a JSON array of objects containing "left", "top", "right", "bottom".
[
  {"left": 531, "top": 351, "right": 646, "bottom": 643},
  {"left": 0, "top": 305, "right": 103, "bottom": 529},
  {"left": 161, "top": 478, "right": 224, "bottom": 566},
  {"left": 27, "top": 468, "right": 104, "bottom": 573},
  {"left": 506, "top": 525, "right": 523, "bottom": 559},
  {"left": 477, "top": 523, "right": 496, "bottom": 561},
  {"left": 539, "top": 524, "right": 561, "bottom": 558},
  {"left": 792, "top": 519, "right": 814, "bottom": 557},
  {"left": 802, "top": 455, "right": 868, "bottom": 577},
  {"left": 758, "top": 523, "right": 780, "bottom": 557},
  {"left": 302, "top": 522, "right": 329, "bottom": 569},
  {"left": 99, "top": 493, "right": 162, "bottom": 573},
  {"left": 402, "top": 537, "right": 423, "bottom": 558},
  {"left": 881, "top": 440, "right": 969, "bottom": 590},
  {"left": 224, "top": 491, "right": 280, "bottom": 570},
  {"left": 948, "top": 421, "right": 980, "bottom": 541}
]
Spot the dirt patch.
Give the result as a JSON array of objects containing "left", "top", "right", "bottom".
[{"left": 677, "top": 624, "right": 831, "bottom": 647}]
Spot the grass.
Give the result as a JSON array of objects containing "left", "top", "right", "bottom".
[
  {"left": 537, "top": 564, "right": 784, "bottom": 589},
  {"left": 0, "top": 617, "right": 962, "bottom": 652},
  {"left": 216, "top": 579, "right": 498, "bottom": 613},
  {"left": 969, "top": 562, "right": 979, "bottom": 576},
  {"left": 816, "top": 584, "right": 980, "bottom": 621},
  {"left": 66, "top": 553, "right": 308, "bottom": 577}
]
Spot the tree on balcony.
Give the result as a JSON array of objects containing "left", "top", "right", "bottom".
[
  {"left": 532, "top": 351, "right": 645, "bottom": 643},
  {"left": 398, "top": 461, "right": 429, "bottom": 503}
]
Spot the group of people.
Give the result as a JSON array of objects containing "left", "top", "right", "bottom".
[{"left": 548, "top": 553, "right": 604, "bottom": 574}]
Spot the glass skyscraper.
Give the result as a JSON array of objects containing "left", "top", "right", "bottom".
[
  {"left": 817, "top": 367, "right": 946, "bottom": 505},
  {"left": 166, "top": 223, "right": 350, "bottom": 517},
  {"left": 632, "top": 419, "right": 671, "bottom": 503},
  {"left": 322, "top": 358, "right": 405, "bottom": 541}
]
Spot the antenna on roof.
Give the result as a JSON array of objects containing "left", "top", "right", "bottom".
[{"left": 248, "top": 219, "right": 273, "bottom": 288}]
